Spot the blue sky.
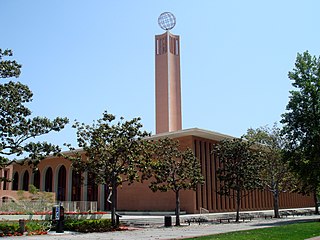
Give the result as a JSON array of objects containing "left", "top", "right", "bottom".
[{"left": 2, "top": 1, "right": 320, "bottom": 149}]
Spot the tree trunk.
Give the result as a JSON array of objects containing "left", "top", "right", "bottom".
[
  {"left": 313, "top": 190, "right": 319, "bottom": 214},
  {"left": 175, "top": 190, "right": 180, "bottom": 226},
  {"left": 273, "top": 189, "right": 280, "bottom": 218},
  {"left": 235, "top": 190, "right": 241, "bottom": 222},
  {"left": 111, "top": 179, "right": 117, "bottom": 227}
]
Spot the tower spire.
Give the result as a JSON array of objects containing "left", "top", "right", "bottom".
[{"left": 155, "top": 12, "right": 182, "bottom": 134}]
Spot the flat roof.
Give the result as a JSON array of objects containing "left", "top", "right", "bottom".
[
  {"left": 148, "top": 127, "right": 235, "bottom": 142},
  {"left": 10, "top": 128, "right": 235, "bottom": 164}
]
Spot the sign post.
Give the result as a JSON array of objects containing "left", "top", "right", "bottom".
[{"left": 52, "top": 204, "right": 64, "bottom": 233}]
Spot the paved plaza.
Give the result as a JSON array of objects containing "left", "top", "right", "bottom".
[{"left": 3, "top": 211, "right": 320, "bottom": 240}]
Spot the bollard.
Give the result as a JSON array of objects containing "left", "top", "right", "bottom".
[
  {"left": 164, "top": 215, "right": 172, "bottom": 227},
  {"left": 115, "top": 213, "right": 122, "bottom": 226},
  {"left": 18, "top": 219, "right": 26, "bottom": 234},
  {"left": 56, "top": 219, "right": 64, "bottom": 233}
]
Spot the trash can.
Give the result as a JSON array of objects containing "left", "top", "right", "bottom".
[{"left": 164, "top": 215, "right": 172, "bottom": 227}]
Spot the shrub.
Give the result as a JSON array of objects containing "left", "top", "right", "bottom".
[
  {"left": 0, "top": 220, "right": 51, "bottom": 237},
  {"left": 64, "top": 219, "right": 113, "bottom": 232},
  {"left": 0, "top": 222, "right": 20, "bottom": 236},
  {"left": 26, "top": 220, "right": 51, "bottom": 235}
]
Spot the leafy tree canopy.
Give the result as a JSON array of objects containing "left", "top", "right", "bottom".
[
  {"left": 67, "top": 111, "right": 150, "bottom": 186},
  {"left": 282, "top": 51, "right": 320, "bottom": 152},
  {"left": 65, "top": 111, "right": 150, "bottom": 227},
  {"left": 281, "top": 51, "right": 320, "bottom": 213},
  {"left": 213, "top": 137, "right": 263, "bottom": 222},
  {"left": 214, "top": 138, "right": 263, "bottom": 195},
  {"left": 244, "top": 124, "right": 294, "bottom": 218},
  {"left": 149, "top": 137, "right": 204, "bottom": 193},
  {"left": 244, "top": 124, "right": 293, "bottom": 192},
  {"left": 0, "top": 49, "right": 21, "bottom": 78},
  {"left": 0, "top": 48, "right": 69, "bottom": 170}
]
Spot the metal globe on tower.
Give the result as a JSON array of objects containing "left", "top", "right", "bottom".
[{"left": 158, "top": 12, "right": 176, "bottom": 31}]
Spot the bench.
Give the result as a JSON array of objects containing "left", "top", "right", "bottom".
[
  {"left": 239, "top": 214, "right": 254, "bottom": 222},
  {"left": 217, "top": 215, "right": 253, "bottom": 223},
  {"left": 217, "top": 217, "right": 234, "bottom": 223},
  {"left": 280, "top": 211, "right": 291, "bottom": 218},
  {"left": 185, "top": 217, "right": 208, "bottom": 225}
]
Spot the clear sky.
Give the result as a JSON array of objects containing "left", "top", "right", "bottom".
[{"left": 2, "top": 1, "right": 320, "bottom": 149}]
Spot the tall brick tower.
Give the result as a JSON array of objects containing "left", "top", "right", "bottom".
[{"left": 155, "top": 12, "right": 182, "bottom": 134}]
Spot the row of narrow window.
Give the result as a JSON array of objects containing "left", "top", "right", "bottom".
[{"left": 156, "top": 36, "right": 179, "bottom": 56}]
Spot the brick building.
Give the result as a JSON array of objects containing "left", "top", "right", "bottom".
[{"left": 0, "top": 13, "right": 314, "bottom": 213}]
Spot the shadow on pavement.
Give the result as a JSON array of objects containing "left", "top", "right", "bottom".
[{"left": 251, "top": 218, "right": 320, "bottom": 227}]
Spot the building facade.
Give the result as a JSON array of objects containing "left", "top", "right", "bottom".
[{"left": 1, "top": 128, "right": 314, "bottom": 213}]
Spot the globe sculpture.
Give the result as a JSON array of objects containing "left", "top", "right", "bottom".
[{"left": 158, "top": 12, "right": 176, "bottom": 31}]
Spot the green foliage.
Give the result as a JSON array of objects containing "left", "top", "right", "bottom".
[
  {"left": 0, "top": 49, "right": 21, "bottom": 78},
  {"left": 184, "top": 221, "right": 320, "bottom": 240},
  {"left": 25, "top": 220, "right": 51, "bottom": 233},
  {"left": 149, "top": 137, "right": 204, "bottom": 193},
  {"left": 64, "top": 111, "right": 150, "bottom": 226},
  {"left": 147, "top": 137, "right": 204, "bottom": 226},
  {"left": 214, "top": 138, "right": 263, "bottom": 195},
  {"left": 243, "top": 124, "right": 294, "bottom": 218},
  {"left": 0, "top": 221, "right": 19, "bottom": 235},
  {"left": 0, "top": 48, "right": 69, "bottom": 171},
  {"left": 66, "top": 111, "right": 150, "bottom": 186},
  {"left": 213, "top": 138, "right": 263, "bottom": 222},
  {"left": 281, "top": 51, "right": 320, "bottom": 212},
  {"left": 0, "top": 220, "right": 50, "bottom": 237},
  {"left": 64, "top": 219, "right": 113, "bottom": 232}
]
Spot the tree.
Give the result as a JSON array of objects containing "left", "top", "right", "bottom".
[
  {"left": 213, "top": 138, "right": 263, "bottom": 222},
  {"left": 148, "top": 137, "right": 204, "bottom": 226},
  {"left": 281, "top": 51, "right": 320, "bottom": 214},
  {"left": 244, "top": 124, "right": 294, "bottom": 218},
  {"left": 65, "top": 111, "right": 150, "bottom": 227},
  {"left": 0, "top": 49, "right": 69, "bottom": 172},
  {"left": 0, "top": 49, "right": 21, "bottom": 78}
]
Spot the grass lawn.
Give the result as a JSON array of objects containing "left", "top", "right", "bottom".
[{"left": 185, "top": 221, "right": 320, "bottom": 240}]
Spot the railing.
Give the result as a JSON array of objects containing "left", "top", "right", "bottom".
[
  {"left": 0, "top": 200, "right": 53, "bottom": 213},
  {"left": 58, "top": 201, "right": 97, "bottom": 213}
]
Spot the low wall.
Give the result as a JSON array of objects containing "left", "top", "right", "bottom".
[
  {"left": 0, "top": 213, "right": 111, "bottom": 221},
  {"left": 0, "top": 190, "right": 56, "bottom": 203}
]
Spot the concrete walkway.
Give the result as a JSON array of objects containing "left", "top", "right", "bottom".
[{"left": 3, "top": 212, "right": 320, "bottom": 240}]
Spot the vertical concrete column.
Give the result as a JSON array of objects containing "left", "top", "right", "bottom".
[
  {"left": 8, "top": 168, "right": 13, "bottom": 190},
  {"left": 40, "top": 169, "right": 44, "bottom": 192},
  {"left": 200, "top": 142, "right": 206, "bottom": 210},
  {"left": 82, "top": 172, "right": 88, "bottom": 202},
  {"left": 19, "top": 171, "right": 24, "bottom": 190},
  {"left": 98, "top": 184, "right": 105, "bottom": 211},
  {"left": 206, "top": 142, "right": 212, "bottom": 211},
  {"left": 53, "top": 167, "right": 58, "bottom": 197},
  {"left": 0, "top": 169, "right": 3, "bottom": 190},
  {"left": 67, "top": 168, "right": 73, "bottom": 201},
  {"left": 7, "top": 168, "right": 12, "bottom": 190}
]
